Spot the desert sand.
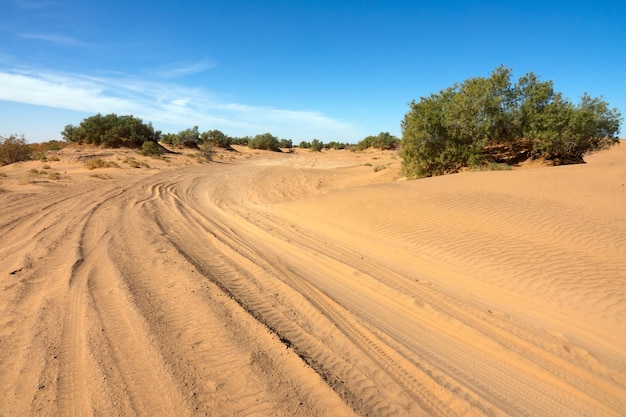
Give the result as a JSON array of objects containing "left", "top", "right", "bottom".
[{"left": 1, "top": 142, "right": 625, "bottom": 417}]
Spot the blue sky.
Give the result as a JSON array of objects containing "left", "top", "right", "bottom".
[{"left": 1, "top": 0, "right": 624, "bottom": 143}]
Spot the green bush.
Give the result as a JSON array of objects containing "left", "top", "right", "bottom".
[
  {"left": 401, "top": 66, "right": 622, "bottom": 178},
  {"left": 279, "top": 138, "right": 293, "bottom": 148},
  {"left": 325, "top": 141, "right": 347, "bottom": 150},
  {"left": 356, "top": 132, "right": 400, "bottom": 151},
  {"left": 248, "top": 133, "right": 280, "bottom": 151},
  {"left": 140, "top": 141, "right": 165, "bottom": 157},
  {"left": 0, "top": 134, "right": 32, "bottom": 166},
  {"left": 230, "top": 136, "right": 250, "bottom": 146},
  {"left": 62, "top": 113, "right": 161, "bottom": 147},
  {"left": 310, "top": 139, "right": 324, "bottom": 152},
  {"left": 201, "top": 129, "right": 232, "bottom": 149}
]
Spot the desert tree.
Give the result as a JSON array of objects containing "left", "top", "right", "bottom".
[
  {"left": 202, "top": 129, "right": 232, "bottom": 149},
  {"left": 62, "top": 113, "right": 160, "bottom": 147},
  {"left": 248, "top": 133, "right": 280, "bottom": 151},
  {"left": 310, "top": 139, "right": 324, "bottom": 152},
  {"left": 401, "top": 66, "right": 621, "bottom": 178}
]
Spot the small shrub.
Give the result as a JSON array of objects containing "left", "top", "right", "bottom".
[
  {"left": 0, "top": 172, "right": 7, "bottom": 177},
  {"left": 373, "top": 164, "right": 387, "bottom": 172},
  {"left": 47, "top": 172, "right": 62, "bottom": 180},
  {"left": 122, "top": 156, "right": 149, "bottom": 168},
  {"left": 140, "top": 141, "right": 165, "bottom": 157},
  {"left": 310, "top": 139, "right": 324, "bottom": 152},
  {"left": 487, "top": 162, "right": 512, "bottom": 171},
  {"left": 90, "top": 173, "right": 113, "bottom": 180},
  {"left": 42, "top": 164, "right": 51, "bottom": 170},
  {"left": 469, "top": 162, "right": 513, "bottom": 172},
  {"left": 84, "top": 158, "right": 119, "bottom": 170},
  {"left": 45, "top": 141, "right": 61, "bottom": 151},
  {"left": 200, "top": 142, "right": 216, "bottom": 161},
  {"left": 0, "top": 134, "right": 32, "bottom": 165}
]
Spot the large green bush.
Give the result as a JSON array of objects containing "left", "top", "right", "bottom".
[
  {"left": 248, "top": 133, "right": 280, "bottom": 151},
  {"left": 0, "top": 134, "right": 32, "bottom": 165},
  {"left": 201, "top": 129, "right": 232, "bottom": 149},
  {"left": 401, "top": 66, "right": 622, "bottom": 178},
  {"left": 161, "top": 126, "right": 200, "bottom": 148},
  {"left": 62, "top": 113, "right": 160, "bottom": 147},
  {"left": 310, "top": 139, "right": 324, "bottom": 152}
]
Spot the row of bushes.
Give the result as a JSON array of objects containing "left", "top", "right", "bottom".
[
  {"left": 0, "top": 135, "right": 72, "bottom": 166},
  {"left": 0, "top": 130, "right": 396, "bottom": 168}
]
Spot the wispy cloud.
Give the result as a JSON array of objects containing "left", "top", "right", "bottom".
[
  {"left": 152, "top": 59, "right": 217, "bottom": 78},
  {"left": 0, "top": 68, "right": 358, "bottom": 139},
  {"left": 19, "top": 32, "right": 90, "bottom": 47}
]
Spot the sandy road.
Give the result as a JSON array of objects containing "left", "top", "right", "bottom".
[{"left": 1, "top": 145, "right": 625, "bottom": 416}]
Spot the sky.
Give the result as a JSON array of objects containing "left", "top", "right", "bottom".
[{"left": 0, "top": 0, "right": 624, "bottom": 143}]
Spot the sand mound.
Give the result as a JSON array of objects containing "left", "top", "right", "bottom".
[{"left": 1, "top": 143, "right": 624, "bottom": 416}]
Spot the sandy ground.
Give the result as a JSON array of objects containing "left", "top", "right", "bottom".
[{"left": 1, "top": 142, "right": 625, "bottom": 417}]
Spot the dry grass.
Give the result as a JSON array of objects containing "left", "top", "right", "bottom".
[{"left": 84, "top": 158, "right": 119, "bottom": 170}]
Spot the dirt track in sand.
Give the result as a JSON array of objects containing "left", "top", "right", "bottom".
[{"left": 1, "top": 144, "right": 625, "bottom": 416}]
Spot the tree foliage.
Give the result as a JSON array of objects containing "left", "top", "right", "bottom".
[
  {"left": 279, "top": 138, "right": 293, "bottom": 148},
  {"left": 248, "top": 133, "right": 280, "bottom": 151},
  {"left": 230, "top": 136, "right": 250, "bottom": 146},
  {"left": 201, "top": 129, "right": 232, "bottom": 148},
  {"left": 401, "top": 66, "right": 622, "bottom": 178},
  {"left": 177, "top": 126, "right": 200, "bottom": 147},
  {"left": 62, "top": 113, "right": 160, "bottom": 147},
  {"left": 0, "top": 134, "right": 32, "bottom": 165},
  {"left": 140, "top": 140, "right": 165, "bottom": 157},
  {"left": 356, "top": 132, "right": 400, "bottom": 151},
  {"left": 310, "top": 139, "right": 324, "bottom": 152}
]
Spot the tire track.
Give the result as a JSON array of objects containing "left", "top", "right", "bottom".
[{"left": 182, "top": 161, "right": 625, "bottom": 416}]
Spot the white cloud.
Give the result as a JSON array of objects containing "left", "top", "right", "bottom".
[
  {"left": 152, "top": 59, "right": 217, "bottom": 78},
  {"left": 0, "top": 68, "right": 360, "bottom": 140},
  {"left": 19, "top": 32, "right": 90, "bottom": 47}
]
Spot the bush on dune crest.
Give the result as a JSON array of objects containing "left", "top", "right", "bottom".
[
  {"left": 62, "top": 113, "right": 161, "bottom": 148},
  {"left": 248, "top": 133, "right": 281, "bottom": 151},
  {"left": 401, "top": 66, "right": 622, "bottom": 178}
]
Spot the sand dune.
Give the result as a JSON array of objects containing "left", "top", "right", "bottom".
[{"left": 1, "top": 143, "right": 625, "bottom": 416}]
